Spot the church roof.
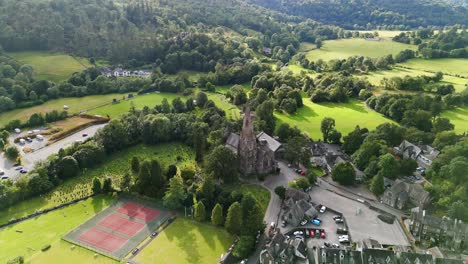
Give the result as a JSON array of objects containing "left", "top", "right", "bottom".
[{"left": 257, "top": 131, "right": 281, "bottom": 152}]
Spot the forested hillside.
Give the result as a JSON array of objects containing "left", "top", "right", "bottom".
[
  {"left": 0, "top": 0, "right": 341, "bottom": 64},
  {"left": 248, "top": 0, "right": 468, "bottom": 29}
]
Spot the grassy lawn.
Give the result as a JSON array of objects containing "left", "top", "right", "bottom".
[
  {"left": 0, "top": 93, "right": 121, "bottom": 126},
  {"left": 358, "top": 30, "right": 406, "bottom": 40},
  {"left": 305, "top": 38, "right": 416, "bottom": 61},
  {"left": 134, "top": 218, "right": 234, "bottom": 264},
  {"left": 0, "top": 195, "right": 116, "bottom": 264},
  {"left": 399, "top": 58, "right": 468, "bottom": 77},
  {"left": 8, "top": 51, "right": 91, "bottom": 83},
  {"left": 441, "top": 106, "right": 468, "bottom": 134},
  {"left": 225, "top": 184, "right": 271, "bottom": 215},
  {"left": 276, "top": 98, "right": 395, "bottom": 140},
  {"left": 0, "top": 143, "right": 195, "bottom": 225}
]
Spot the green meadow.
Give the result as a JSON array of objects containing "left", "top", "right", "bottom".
[
  {"left": 399, "top": 58, "right": 468, "bottom": 77},
  {"left": 134, "top": 218, "right": 234, "bottom": 264},
  {"left": 305, "top": 38, "right": 416, "bottom": 61},
  {"left": 275, "top": 98, "right": 396, "bottom": 140},
  {"left": 0, "top": 195, "right": 116, "bottom": 264},
  {"left": 441, "top": 106, "right": 468, "bottom": 134},
  {"left": 8, "top": 51, "right": 91, "bottom": 83}
]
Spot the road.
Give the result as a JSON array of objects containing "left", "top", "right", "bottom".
[{"left": 1, "top": 124, "right": 106, "bottom": 182}]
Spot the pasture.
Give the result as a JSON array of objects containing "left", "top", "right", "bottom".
[
  {"left": 8, "top": 51, "right": 91, "bottom": 83},
  {"left": 0, "top": 93, "right": 121, "bottom": 126},
  {"left": 399, "top": 58, "right": 468, "bottom": 77},
  {"left": 0, "top": 143, "right": 195, "bottom": 225},
  {"left": 134, "top": 218, "right": 234, "bottom": 264},
  {"left": 304, "top": 38, "right": 416, "bottom": 61},
  {"left": 275, "top": 98, "right": 395, "bottom": 140},
  {"left": 441, "top": 106, "right": 468, "bottom": 134},
  {"left": 0, "top": 195, "right": 116, "bottom": 264}
]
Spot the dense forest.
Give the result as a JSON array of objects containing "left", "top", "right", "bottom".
[{"left": 248, "top": 0, "right": 468, "bottom": 29}]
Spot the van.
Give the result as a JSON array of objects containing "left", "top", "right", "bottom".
[{"left": 36, "top": 135, "right": 44, "bottom": 140}]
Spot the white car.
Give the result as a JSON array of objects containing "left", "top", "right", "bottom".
[
  {"left": 300, "top": 219, "right": 308, "bottom": 226},
  {"left": 0, "top": 168, "right": 4, "bottom": 175},
  {"left": 293, "top": 231, "right": 303, "bottom": 236},
  {"left": 338, "top": 235, "right": 349, "bottom": 239},
  {"left": 319, "top": 206, "right": 326, "bottom": 213}
]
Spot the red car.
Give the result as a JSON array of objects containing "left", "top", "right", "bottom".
[
  {"left": 320, "top": 231, "right": 326, "bottom": 239},
  {"left": 300, "top": 171, "right": 305, "bottom": 176},
  {"left": 310, "top": 229, "right": 314, "bottom": 238}
]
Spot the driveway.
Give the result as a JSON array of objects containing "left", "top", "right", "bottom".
[{"left": 1, "top": 124, "right": 106, "bottom": 182}]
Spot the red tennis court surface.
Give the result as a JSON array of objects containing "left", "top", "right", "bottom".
[
  {"left": 98, "top": 214, "right": 145, "bottom": 236},
  {"left": 117, "top": 202, "right": 160, "bottom": 222},
  {"left": 78, "top": 227, "right": 128, "bottom": 253}
]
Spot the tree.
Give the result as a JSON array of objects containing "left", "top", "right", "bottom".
[
  {"left": 5, "top": 146, "right": 19, "bottom": 161},
  {"left": 284, "top": 136, "right": 311, "bottom": 166},
  {"left": 370, "top": 174, "right": 384, "bottom": 196},
  {"left": 280, "top": 98, "right": 297, "bottom": 114},
  {"left": 211, "top": 203, "right": 224, "bottom": 226},
  {"left": 163, "top": 175, "right": 187, "bottom": 209},
  {"left": 131, "top": 156, "right": 140, "bottom": 174},
  {"left": 433, "top": 131, "right": 459, "bottom": 150},
  {"left": 432, "top": 117, "right": 454, "bottom": 133},
  {"left": 275, "top": 123, "right": 300, "bottom": 142},
  {"left": 274, "top": 186, "right": 286, "bottom": 200},
  {"left": 120, "top": 171, "right": 132, "bottom": 191},
  {"left": 204, "top": 146, "right": 238, "bottom": 183},
  {"left": 255, "top": 100, "right": 276, "bottom": 134},
  {"left": 289, "top": 177, "right": 311, "bottom": 191},
  {"left": 57, "top": 156, "right": 79, "bottom": 179},
  {"left": 399, "top": 159, "right": 417, "bottom": 176},
  {"left": 136, "top": 159, "right": 166, "bottom": 197},
  {"left": 241, "top": 194, "right": 263, "bottom": 235},
  {"left": 225, "top": 202, "right": 242, "bottom": 234},
  {"left": 316, "top": 38, "right": 323, "bottom": 49},
  {"left": 92, "top": 177, "right": 102, "bottom": 194},
  {"left": 307, "top": 170, "right": 317, "bottom": 184},
  {"left": 232, "top": 235, "right": 255, "bottom": 259},
  {"left": 96, "top": 119, "right": 129, "bottom": 153},
  {"left": 196, "top": 92, "right": 208, "bottom": 108},
  {"left": 331, "top": 162, "right": 356, "bottom": 186},
  {"left": 321, "top": 117, "right": 336, "bottom": 143},
  {"left": 342, "top": 126, "right": 368, "bottom": 154},
  {"left": 328, "top": 129, "right": 342, "bottom": 144},
  {"left": 377, "top": 153, "right": 399, "bottom": 179},
  {"left": 102, "top": 178, "right": 113, "bottom": 193},
  {"left": 166, "top": 164, "right": 178, "bottom": 179},
  {"left": 172, "top": 97, "right": 186, "bottom": 113},
  {"left": 194, "top": 201, "right": 206, "bottom": 222},
  {"left": 448, "top": 200, "right": 468, "bottom": 222}
]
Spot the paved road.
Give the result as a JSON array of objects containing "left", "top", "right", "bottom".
[{"left": 1, "top": 124, "right": 106, "bottom": 182}]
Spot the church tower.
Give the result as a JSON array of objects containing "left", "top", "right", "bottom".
[{"left": 239, "top": 106, "right": 258, "bottom": 175}]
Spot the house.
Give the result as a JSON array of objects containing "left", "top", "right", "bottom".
[
  {"left": 318, "top": 248, "right": 363, "bottom": 264},
  {"left": 285, "top": 188, "right": 311, "bottom": 203},
  {"left": 435, "top": 258, "right": 463, "bottom": 264},
  {"left": 357, "top": 239, "right": 383, "bottom": 251},
  {"left": 225, "top": 107, "right": 281, "bottom": 175},
  {"left": 262, "top": 47, "right": 272, "bottom": 55},
  {"left": 381, "top": 180, "right": 430, "bottom": 209},
  {"left": 394, "top": 140, "right": 439, "bottom": 168},
  {"left": 399, "top": 252, "right": 433, "bottom": 264},
  {"left": 409, "top": 207, "right": 467, "bottom": 250},
  {"left": 362, "top": 249, "right": 397, "bottom": 264},
  {"left": 283, "top": 199, "right": 318, "bottom": 227},
  {"left": 260, "top": 232, "right": 308, "bottom": 264}
]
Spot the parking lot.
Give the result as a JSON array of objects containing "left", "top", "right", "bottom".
[
  {"left": 304, "top": 209, "right": 346, "bottom": 249},
  {"left": 308, "top": 187, "right": 409, "bottom": 246}
]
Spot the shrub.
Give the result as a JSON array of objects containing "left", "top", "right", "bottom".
[{"left": 41, "top": 244, "right": 51, "bottom": 251}]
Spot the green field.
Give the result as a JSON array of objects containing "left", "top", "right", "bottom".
[
  {"left": 399, "top": 58, "right": 468, "bottom": 77},
  {"left": 305, "top": 38, "right": 417, "bottom": 61},
  {"left": 89, "top": 91, "right": 240, "bottom": 120},
  {"left": 441, "top": 106, "right": 468, "bottom": 134},
  {"left": 225, "top": 184, "right": 271, "bottom": 215},
  {"left": 0, "top": 195, "right": 116, "bottom": 264},
  {"left": 362, "top": 67, "right": 468, "bottom": 93},
  {"left": 0, "top": 143, "right": 195, "bottom": 225},
  {"left": 358, "top": 30, "right": 406, "bottom": 40},
  {"left": 0, "top": 93, "right": 121, "bottom": 126},
  {"left": 134, "top": 218, "right": 234, "bottom": 264},
  {"left": 276, "top": 98, "right": 396, "bottom": 140},
  {"left": 8, "top": 51, "right": 91, "bottom": 83}
]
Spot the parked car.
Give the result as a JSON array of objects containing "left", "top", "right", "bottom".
[
  {"left": 319, "top": 206, "right": 326, "bottom": 213},
  {"left": 339, "top": 238, "right": 350, "bottom": 244},
  {"left": 332, "top": 215, "right": 342, "bottom": 220},
  {"left": 320, "top": 231, "right": 326, "bottom": 239},
  {"left": 309, "top": 230, "right": 315, "bottom": 238},
  {"left": 414, "top": 175, "right": 421, "bottom": 180},
  {"left": 26, "top": 137, "right": 33, "bottom": 142},
  {"left": 15, "top": 166, "right": 23, "bottom": 171},
  {"left": 338, "top": 235, "right": 349, "bottom": 239},
  {"left": 293, "top": 231, "right": 303, "bottom": 236},
  {"left": 300, "top": 171, "right": 305, "bottom": 176},
  {"left": 312, "top": 219, "right": 321, "bottom": 226},
  {"left": 288, "top": 164, "right": 292, "bottom": 168},
  {"left": 323, "top": 242, "right": 331, "bottom": 248},
  {"left": 281, "top": 220, "right": 287, "bottom": 227},
  {"left": 314, "top": 217, "right": 322, "bottom": 222},
  {"left": 300, "top": 219, "right": 308, "bottom": 226},
  {"left": 1, "top": 176, "right": 9, "bottom": 180},
  {"left": 335, "top": 218, "right": 344, "bottom": 223},
  {"left": 315, "top": 230, "right": 320, "bottom": 238},
  {"left": 0, "top": 168, "right": 4, "bottom": 175},
  {"left": 82, "top": 133, "right": 88, "bottom": 137},
  {"left": 336, "top": 228, "right": 348, "bottom": 235},
  {"left": 151, "top": 232, "right": 158, "bottom": 237},
  {"left": 20, "top": 169, "right": 28, "bottom": 174},
  {"left": 36, "top": 135, "right": 44, "bottom": 140},
  {"left": 131, "top": 248, "right": 139, "bottom": 255},
  {"left": 332, "top": 243, "right": 340, "bottom": 248}
]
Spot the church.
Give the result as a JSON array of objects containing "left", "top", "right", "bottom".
[{"left": 225, "top": 107, "right": 281, "bottom": 175}]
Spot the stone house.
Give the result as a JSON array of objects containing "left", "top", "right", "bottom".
[
  {"left": 283, "top": 199, "right": 318, "bottom": 227},
  {"left": 398, "top": 252, "right": 433, "bottom": 264},
  {"left": 394, "top": 140, "right": 439, "bottom": 168},
  {"left": 361, "top": 249, "right": 397, "bottom": 264},
  {"left": 381, "top": 180, "right": 430, "bottom": 210},
  {"left": 225, "top": 107, "right": 281, "bottom": 175},
  {"left": 318, "top": 248, "right": 363, "bottom": 264},
  {"left": 409, "top": 208, "right": 467, "bottom": 250},
  {"left": 259, "top": 232, "right": 308, "bottom": 264}
]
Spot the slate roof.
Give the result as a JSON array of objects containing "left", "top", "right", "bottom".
[
  {"left": 319, "top": 248, "right": 363, "bottom": 264},
  {"left": 399, "top": 252, "right": 433, "bottom": 264},
  {"left": 225, "top": 133, "right": 239, "bottom": 153},
  {"left": 435, "top": 258, "right": 463, "bottom": 264},
  {"left": 257, "top": 132, "right": 281, "bottom": 152},
  {"left": 362, "top": 249, "right": 396, "bottom": 264},
  {"left": 285, "top": 188, "right": 310, "bottom": 202},
  {"left": 384, "top": 180, "right": 430, "bottom": 208}
]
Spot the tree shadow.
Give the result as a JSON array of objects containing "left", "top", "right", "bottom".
[
  {"left": 164, "top": 218, "right": 201, "bottom": 264},
  {"left": 91, "top": 195, "right": 104, "bottom": 213},
  {"left": 319, "top": 100, "right": 368, "bottom": 114}
]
